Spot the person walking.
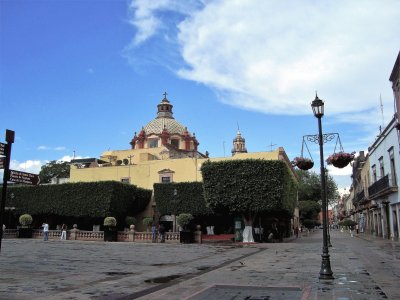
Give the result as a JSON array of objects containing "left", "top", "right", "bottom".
[
  {"left": 42, "top": 222, "right": 49, "bottom": 241},
  {"left": 294, "top": 226, "right": 299, "bottom": 238},
  {"left": 158, "top": 224, "right": 165, "bottom": 243},
  {"left": 60, "top": 224, "right": 67, "bottom": 240},
  {"left": 151, "top": 224, "right": 157, "bottom": 243},
  {"left": 2, "top": 224, "right": 5, "bottom": 239}
]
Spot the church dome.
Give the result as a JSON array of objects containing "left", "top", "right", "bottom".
[
  {"left": 142, "top": 93, "right": 187, "bottom": 135},
  {"left": 130, "top": 93, "right": 200, "bottom": 152},
  {"left": 144, "top": 118, "right": 186, "bottom": 135}
]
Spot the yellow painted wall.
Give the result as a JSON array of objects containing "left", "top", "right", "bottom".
[
  {"left": 70, "top": 149, "right": 283, "bottom": 189},
  {"left": 70, "top": 148, "right": 296, "bottom": 230}
]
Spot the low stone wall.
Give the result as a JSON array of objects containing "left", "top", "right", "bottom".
[{"left": 3, "top": 229, "right": 181, "bottom": 243}]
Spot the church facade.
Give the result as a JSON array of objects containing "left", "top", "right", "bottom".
[{"left": 69, "top": 94, "right": 298, "bottom": 231}]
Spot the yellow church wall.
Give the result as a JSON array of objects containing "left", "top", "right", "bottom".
[
  {"left": 70, "top": 148, "right": 292, "bottom": 189},
  {"left": 69, "top": 147, "right": 297, "bottom": 230}
]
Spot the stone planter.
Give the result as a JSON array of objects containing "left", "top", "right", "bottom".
[
  {"left": 104, "top": 227, "right": 118, "bottom": 242},
  {"left": 17, "top": 227, "right": 33, "bottom": 238}
]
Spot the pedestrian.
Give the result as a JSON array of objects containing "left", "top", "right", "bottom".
[
  {"left": 2, "top": 224, "right": 5, "bottom": 239},
  {"left": 60, "top": 224, "right": 67, "bottom": 240},
  {"left": 267, "top": 231, "right": 274, "bottom": 242},
  {"left": 356, "top": 224, "right": 359, "bottom": 234},
  {"left": 151, "top": 224, "right": 157, "bottom": 242},
  {"left": 294, "top": 226, "right": 299, "bottom": 238},
  {"left": 42, "top": 222, "right": 49, "bottom": 241},
  {"left": 158, "top": 224, "right": 165, "bottom": 243}
]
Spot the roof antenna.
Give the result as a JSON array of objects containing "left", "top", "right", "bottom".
[
  {"left": 268, "top": 142, "right": 277, "bottom": 152},
  {"left": 380, "top": 94, "right": 385, "bottom": 127}
]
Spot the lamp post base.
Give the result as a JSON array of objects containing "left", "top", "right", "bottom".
[{"left": 319, "top": 250, "right": 334, "bottom": 280}]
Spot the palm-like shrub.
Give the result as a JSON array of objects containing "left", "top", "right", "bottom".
[
  {"left": 125, "top": 216, "right": 136, "bottom": 226},
  {"left": 103, "top": 217, "right": 117, "bottom": 227},
  {"left": 19, "top": 214, "right": 33, "bottom": 226},
  {"left": 142, "top": 217, "right": 153, "bottom": 229},
  {"left": 176, "top": 213, "right": 193, "bottom": 231}
]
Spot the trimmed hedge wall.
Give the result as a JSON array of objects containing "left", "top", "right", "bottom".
[
  {"left": 154, "top": 182, "right": 212, "bottom": 216},
  {"left": 201, "top": 159, "right": 297, "bottom": 215},
  {"left": 2, "top": 181, "right": 151, "bottom": 218}
]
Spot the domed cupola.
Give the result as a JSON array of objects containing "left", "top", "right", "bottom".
[
  {"left": 232, "top": 129, "right": 247, "bottom": 156},
  {"left": 143, "top": 93, "right": 187, "bottom": 136},
  {"left": 157, "top": 92, "right": 174, "bottom": 119},
  {"left": 130, "top": 92, "right": 201, "bottom": 154}
]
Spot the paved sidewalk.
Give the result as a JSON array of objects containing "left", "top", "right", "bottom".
[
  {"left": 0, "top": 230, "right": 399, "bottom": 299},
  {"left": 137, "top": 230, "right": 400, "bottom": 300}
]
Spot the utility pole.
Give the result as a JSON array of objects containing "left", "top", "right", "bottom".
[{"left": 0, "top": 130, "right": 15, "bottom": 253}]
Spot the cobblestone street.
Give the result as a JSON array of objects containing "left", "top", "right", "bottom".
[{"left": 0, "top": 230, "right": 399, "bottom": 299}]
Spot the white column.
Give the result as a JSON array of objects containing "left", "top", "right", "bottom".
[{"left": 397, "top": 206, "right": 400, "bottom": 239}]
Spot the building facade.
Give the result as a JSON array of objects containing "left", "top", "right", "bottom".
[
  {"left": 348, "top": 51, "right": 400, "bottom": 240},
  {"left": 70, "top": 94, "right": 298, "bottom": 231},
  {"left": 364, "top": 119, "right": 399, "bottom": 239}
]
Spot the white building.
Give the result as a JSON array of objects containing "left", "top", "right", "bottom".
[
  {"left": 366, "top": 117, "right": 399, "bottom": 239},
  {"left": 350, "top": 50, "right": 400, "bottom": 240}
]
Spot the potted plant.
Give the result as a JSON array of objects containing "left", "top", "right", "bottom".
[
  {"left": 125, "top": 216, "right": 136, "bottom": 231},
  {"left": 18, "top": 214, "right": 33, "bottom": 238},
  {"left": 326, "top": 151, "right": 355, "bottom": 168},
  {"left": 103, "top": 217, "right": 118, "bottom": 242},
  {"left": 142, "top": 217, "right": 153, "bottom": 232},
  {"left": 292, "top": 157, "right": 314, "bottom": 171},
  {"left": 177, "top": 213, "right": 193, "bottom": 243}
]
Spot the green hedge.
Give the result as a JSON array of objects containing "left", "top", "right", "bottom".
[
  {"left": 201, "top": 159, "right": 297, "bottom": 215},
  {"left": 2, "top": 181, "right": 151, "bottom": 218},
  {"left": 154, "top": 182, "right": 212, "bottom": 216}
]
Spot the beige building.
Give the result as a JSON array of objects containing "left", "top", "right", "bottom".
[{"left": 70, "top": 94, "right": 297, "bottom": 230}]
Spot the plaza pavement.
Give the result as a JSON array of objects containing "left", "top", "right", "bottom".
[{"left": 0, "top": 229, "right": 399, "bottom": 299}]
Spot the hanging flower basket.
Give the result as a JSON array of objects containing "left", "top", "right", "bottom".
[
  {"left": 293, "top": 157, "right": 314, "bottom": 171},
  {"left": 326, "top": 151, "right": 355, "bottom": 168}
]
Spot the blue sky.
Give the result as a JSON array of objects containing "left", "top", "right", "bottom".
[{"left": 1, "top": 0, "right": 399, "bottom": 190}]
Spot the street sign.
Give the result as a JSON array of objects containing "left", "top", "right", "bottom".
[
  {"left": 0, "top": 157, "right": 4, "bottom": 169},
  {"left": 0, "top": 143, "right": 5, "bottom": 156},
  {"left": 8, "top": 170, "right": 40, "bottom": 185}
]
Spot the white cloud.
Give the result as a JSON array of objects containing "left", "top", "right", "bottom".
[
  {"left": 37, "top": 145, "right": 49, "bottom": 150},
  {"left": 327, "top": 164, "right": 352, "bottom": 177},
  {"left": 58, "top": 155, "right": 85, "bottom": 162},
  {"left": 127, "top": 0, "right": 200, "bottom": 46},
  {"left": 37, "top": 146, "right": 66, "bottom": 151},
  {"left": 127, "top": 0, "right": 400, "bottom": 117},
  {"left": 0, "top": 155, "right": 86, "bottom": 177},
  {"left": 10, "top": 159, "right": 42, "bottom": 174}
]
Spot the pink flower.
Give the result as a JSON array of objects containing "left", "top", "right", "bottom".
[{"left": 326, "top": 151, "right": 355, "bottom": 165}]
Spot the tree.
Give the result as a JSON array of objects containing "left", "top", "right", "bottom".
[
  {"left": 295, "top": 169, "right": 339, "bottom": 226},
  {"left": 296, "top": 170, "right": 321, "bottom": 202},
  {"left": 295, "top": 169, "right": 338, "bottom": 202},
  {"left": 201, "top": 159, "right": 297, "bottom": 242},
  {"left": 39, "top": 160, "right": 70, "bottom": 184},
  {"left": 298, "top": 200, "right": 321, "bottom": 221}
]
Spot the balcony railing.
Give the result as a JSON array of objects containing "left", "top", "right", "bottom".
[
  {"left": 368, "top": 174, "right": 397, "bottom": 199},
  {"left": 352, "top": 189, "right": 366, "bottom": 205}
]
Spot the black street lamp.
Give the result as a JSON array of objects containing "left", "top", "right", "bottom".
[{"left": 311, "top": 94, "right": 334, "bottom": 280}]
